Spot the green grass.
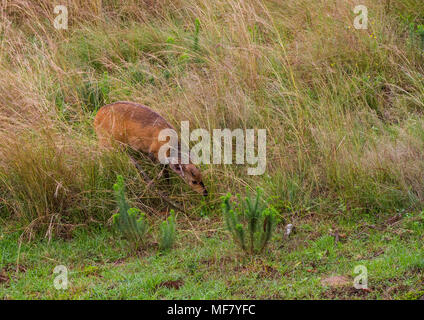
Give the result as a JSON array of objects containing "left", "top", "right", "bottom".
[{"left": 2, "top": 210, "right": 423, "bottom": 300}]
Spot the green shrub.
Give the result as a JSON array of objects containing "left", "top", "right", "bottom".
[
  {"left": 193, "top": 18, "right": 201, "bottom": 52},
  {"left": 159, "top": 210, "right": 177, "bottom": 251},
  {"left": 409, "top": 23, "right": 424, "bottom": 49},
  {"left": 113, "top": 175, "right": 148, "bottom": 250},
  {"left": 221, "top": 188, "right": 277, "bottom": 255},
  {"left": 112, "top": 175, "right": 178, "bottom": 252}
]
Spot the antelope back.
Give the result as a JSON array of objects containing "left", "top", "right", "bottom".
[{"left": 94, "top": 102, "right": 174, "bottom": 158}]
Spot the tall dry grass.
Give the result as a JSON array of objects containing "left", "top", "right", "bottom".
[{"left": 0, "top": 0, "right": 424, "bottom": 234}]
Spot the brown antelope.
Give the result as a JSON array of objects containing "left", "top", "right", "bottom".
[{"left": 94, "top": 101, "right": 208, "bottom": 196}]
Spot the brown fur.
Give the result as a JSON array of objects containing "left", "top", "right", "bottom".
[{"left": 94, "top": 101, "right": 207, "bottom": 195}]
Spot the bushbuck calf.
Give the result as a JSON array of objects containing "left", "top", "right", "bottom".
[{"left": 94, "top": 101, "right": 207, "bottom": 196}]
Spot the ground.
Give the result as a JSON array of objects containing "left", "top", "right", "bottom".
[{"left": 1, "top": 210, "right": 423, "bottom": 299}]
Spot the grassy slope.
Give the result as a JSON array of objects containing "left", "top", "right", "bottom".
[{"left": 1, "top": 0, "right": 424, "bottom": 299}]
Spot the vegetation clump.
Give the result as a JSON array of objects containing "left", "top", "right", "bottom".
[
  {"left": 113, "top": 175, "right": 149, "bottom": 250},
  {"left": 159, "top": 210, "right": 177, "bottom": 251},
  {"left": 221, "top": 188, "right": 277, "bottom": 255},
  {"left": 113, "top": 175, "right": 176, "bottom": 252}
]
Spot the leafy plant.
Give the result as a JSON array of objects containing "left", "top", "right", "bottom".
[
  {"left": 193, "top": 18, "right": 201, "bottom": 52},
  {"left": 409, "top": 23, "right": 424, "bottom": 50},
  {"left": 113, "top": 175, "right": 148, "bottom": 250},
  {"left": 417, "top": 24, "right": 424, "bottom": 49},
  {"left": 221, "top": 188, "right": 277, "bottom": 255},
  {"left": 199, "top": 200, "right": 215, "bottom": 218},
  {"left": 112, "top": 176, "right": 178, "bottom": 253},
  {"left": 159, "top": 210, "right": 177, "bottom": 251}
]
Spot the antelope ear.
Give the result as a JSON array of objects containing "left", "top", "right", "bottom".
[{"left": 170, "top": 163, "right": 185, "bottom": 177}]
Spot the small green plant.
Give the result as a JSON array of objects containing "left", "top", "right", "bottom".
[
  {"left": 199, "top": 200, "right": 215, "bottom": 218},
  {"left": 221, "top": 188, "right": 277, "bottom": 255},
  {"left": 417, "top": 25, "right": 424, "bottom": 49},
  {"left": 113, "top": 175, "right": 148, "bottom": 250},
  {"left": 409, "top": 23, "right": 424, "bottom": 50},
  {"left": 159, "top": 210, "right": 177, "bottom": 251},
  {"left": 193, "top": 18, "right": 201, "bottom": 52},
  {"left": 112, "top": 176, "right": 178, "bottom": 253},
  {"left": 99, "top": 71, "right": 110, "bottom": 105},
  {"left": 83, "top": 265, "right": 100, "bottom": 276}
]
